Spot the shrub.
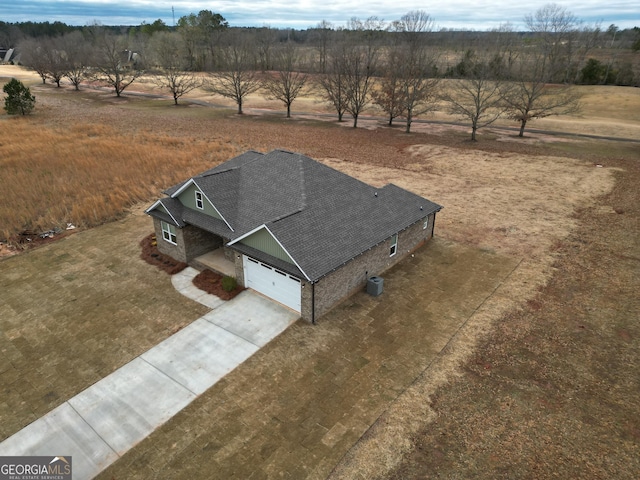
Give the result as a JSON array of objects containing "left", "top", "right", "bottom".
[
  {"left": 221, "top": 276, "right": 237, "bottom": 292},
  {"left": 3, "top": 78, "right": 35, "bottom": 115},
  {"left": 580, "top": 58, "right": 617, "bottom": 85}
]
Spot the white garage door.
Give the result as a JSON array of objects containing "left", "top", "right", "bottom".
[{"left": 243, "top": 255, "right": 301, "bottom": 312}]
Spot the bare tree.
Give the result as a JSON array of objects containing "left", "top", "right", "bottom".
[
  {"left": 18, "top": 38, "right": 50, "bottom": 84},
  {"left": 396, "top": 10, "right": 435, "bottom": 52},
  {"left": 343, "top": 43, "right": 379, "bottom": 128},
  {"left": 525, "top": 3, "right": 578, "bottom": 82},
  {"left": 60, "top": 31, "right": 91, "bottom": 90},
  {"left": 207, "top": 36, "right": 261, "bottom": 114},
  {"left": 374, "top": 45, "right": 439, "bottom": 133},
  {"left": 316, "top": 38, "right": 349, "bottom": 122},
  {"left": 503, "top": 52, "right": 581, "bottom": 136},
  {"left": 318, "top": 22, "right": 380, "bottom": 128},
  {"left": 372, "top": 49, "right": 406, "bottom": 126},
  {"left": 311, "top": 20, "right": 333, "bottom": 73},
  {"left": 487, "top": 23, "right": 521, "bottom": 80},
  {"left": 255, "top": 27, "right": 278, "bottom": 72},
  {"left": 150, "top": 32, "right": 202, "bottom": 105},
  {"left": 91, "top": 30, "right": 145, "bottom": 97},
  {"left": 18, "top": 37, "right": 69, "bottom": 87},
  {"left": 44, "top": 37, "right": 68, "bottom": 87},
  {"left": 401, "top": 48, "right": 440, "bottom": 133},
  {"left": 525, "top": 3, "right": 600, "bottom": 83},
  {"left": 389, "top": 10, "right": 441, "bottom": 133},
  {"left": 315, "top": 31, "right": 349, "bottom": 122},
  {"left": 442, "top": 51, "right": 510, "bottom": 141},
  {"left": 398, "top": 10, "right": 434, "bottom": 35},
  {"left": 262, "top": 43, "right": 308, "bottom": 118},
  {"left": 346, "top": 16, "right": 387, "bottom": 36}
]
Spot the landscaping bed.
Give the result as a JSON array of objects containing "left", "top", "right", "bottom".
[
  {"left": 192, "top": 269, "right": 244, "bottom": 300},
  {"left": 139, "top": 233, "right": 187, "bottom": 275},
  {"left": 140, "top": 233, "right": 243, "bottom": 299}
]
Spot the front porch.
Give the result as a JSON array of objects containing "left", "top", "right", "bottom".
[{"left": 190, "top": 249, "right": 236, "bottom": 278}]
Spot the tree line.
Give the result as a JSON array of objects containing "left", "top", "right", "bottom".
[{"left": 4, "top": 4, "right": 640, "bottom": 138}]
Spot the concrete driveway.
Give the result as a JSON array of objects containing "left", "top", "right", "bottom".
[
  {"left": 97, "top": 238, "right": 520, "bottom": 480},
  {"left": 0, "top": 269, "right": 298, "bottom": 479}
]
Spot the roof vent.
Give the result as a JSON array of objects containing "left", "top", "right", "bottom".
[
  {"left": 420, "top": 205, "right": 423, "bottom": 210},
  {"left": 374, "top": 192, "right": 378, "bottom": 197}
]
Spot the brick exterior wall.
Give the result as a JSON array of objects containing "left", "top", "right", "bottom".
[
  {"left": 223, "top": 245, "right": 235, "bottom": 262},
  {"left": 155, "top": 213, "right": 436, "bottom": 324},
  {"left": 301, "top": 213, "right": 435, "bottom": 322},
  {"left": 234, "top": 254, "right": 245, "bottom": 286},
  {"left": 153, "top": 218, "right": 222, "bottom": 264}
]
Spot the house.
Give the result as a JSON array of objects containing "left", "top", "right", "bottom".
[
  {"left": 1, "top": 48, "right": 16, "bottom": 64},
  {"left": 145, "top": 150, "right": 442, "bottom": 322}
]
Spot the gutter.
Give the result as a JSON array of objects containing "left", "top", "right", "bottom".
[{"left": 310, "top": 215, "right": 432, "bottom": 284}]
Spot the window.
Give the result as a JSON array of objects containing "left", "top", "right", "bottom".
[
  {"left": 390, "top": 234, "right": 398, "bottom": 257},
  {"left": 195, "top": 191, "right": 204, "bottom": 210},
  {"left": 161, "top": 221, "right": 177, "bottom": 245},
  {"left": 423, "top": 219, "right": 429, "bottom": 230}
]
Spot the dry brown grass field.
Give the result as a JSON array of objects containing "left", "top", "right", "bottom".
[
  {"left": 0, "top": 122, "right": 238, "bottom": 242},
  {"left": 1, "top": 65, "right": 639, "bottom": 478}
]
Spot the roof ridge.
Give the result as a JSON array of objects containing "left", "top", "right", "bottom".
[
  {"left": 296, "top": 153, "right": 307, "bottom": 212},
  {"left": 270, "top": 207, "right": 304, "bottom": 223},
  {"left": 270, "top": 148, "right": 296, "bottom": 155},
  {"left": 199, "top": 166, "right": 238, "bottom": 177}
]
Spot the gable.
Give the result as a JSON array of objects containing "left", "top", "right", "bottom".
[
  {"left": 154, "top": 202, "right": 170, "bottom": 216},
  {"left": 177, "top": 182, "right": 222, "bottom": 220},
  {"left": 145, "top": 198, "right": 184, "bottom": 227},
  {"left": 238, "top": 227, "right": 294, "bottom": 264}
]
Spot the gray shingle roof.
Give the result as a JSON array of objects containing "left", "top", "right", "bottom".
[
  {"left": 147, "top": 150, "right": 442, "bottom": 281},
  {"left": 152, "top": 198, "right": 186, "bottom": 228}
]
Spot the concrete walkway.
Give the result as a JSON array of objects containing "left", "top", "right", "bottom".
[{"left": 0, "top": 268, "right": 298, "bottom": 479}]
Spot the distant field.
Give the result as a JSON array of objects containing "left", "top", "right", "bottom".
[{"left": 2, "top": 65, "right": 640, "bottom": 139}]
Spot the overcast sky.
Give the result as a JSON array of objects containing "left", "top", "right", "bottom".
[{"left": 4, "top": 1, "right": 639, "bottom": 30}]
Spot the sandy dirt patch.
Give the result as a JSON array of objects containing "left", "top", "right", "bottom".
[
  {"left": 322, "top": 145, "right": 615, "bottom": 260},
  {"left": 325, "top": 143, "right": 617, "bottom": 479}
]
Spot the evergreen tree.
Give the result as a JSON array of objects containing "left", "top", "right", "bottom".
[{"left": 3, "top": 79, "right": 36, "bottom": 115}]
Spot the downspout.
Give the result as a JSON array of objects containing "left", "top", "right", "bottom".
[
  {"left": 431, "top": 213, "right": 436, "bottom": 239},
  {"left": 311, "top": 281, "right": 316, "bottom": 325}
]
